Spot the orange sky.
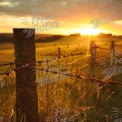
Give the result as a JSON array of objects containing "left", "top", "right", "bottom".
[{"left": 0, "top": 0, "right": 122, "bottom": 35}]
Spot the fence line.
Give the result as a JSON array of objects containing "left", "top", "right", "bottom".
[
  {"left": 0, "top": 39, "right": 122, "bottom": 121},
  {"left": 0, "top": 40, "right": 122, "bottom": 102}
]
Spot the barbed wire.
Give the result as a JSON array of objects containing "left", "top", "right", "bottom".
[
  {"left": 115, "top": 44, "right": 122, "bottom": 48},
  {"left": 32, "top": 66, "right": 122, "bottom": 86},
  {"left": 97, "top": 46, "right": 109, "bottom": 50},
  {"left": 0, "top": 60, "right": 15, "bottom": 88},
  {"left": 0, "top": 50, "right": 88, "bottom": 67},
  {"left": 0, "top": 42, "right": 121, "bottom": 108},
  {"left": 0, "top": 42, "right": 122, "bottom": 122},
  {"left": 0, "top": 55, "right": 122, "bottom": 88},
  {"left": 0, "top": 51, "right": 89, "bottom": 88},
  {"left": 0, "top": 40, "right": 120, "bottom": 68}
]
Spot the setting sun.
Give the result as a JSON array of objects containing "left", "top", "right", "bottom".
[
  {"left": 63, "top": 26, "right": 106, "bottom": 36},
  {"left": 79, "top": 27, "right": 101, "bottom": 35}
]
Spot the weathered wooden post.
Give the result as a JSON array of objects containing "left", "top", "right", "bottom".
[
  {"left": 110, "top": 41, "right": 115, "bottom": 80},
  {"left": 13, "top": 28, "right": 39, "bottom": 122},
  {"left": 110, "top": 41, "right": 115, "bottom": 58},
  {"left": 58, "top": 47, "right": 61, "bottom": 56},
  {"left": 89, "top": 40, "right": 96, "bottom": 77}
]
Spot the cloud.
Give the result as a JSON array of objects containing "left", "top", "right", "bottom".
[
  {"left": 114, "top": 20, "right": 122, "bottom": 25},
  {"left": 0, "top": 0, "right": 121, "bottom": 20},
  {"left": 0, "top": 1, "right": 13, "bottom": 7},
  {"left": 0, "top": 0, "right": 122, "bottom": 35}
]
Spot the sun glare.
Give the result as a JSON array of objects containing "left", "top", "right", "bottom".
[{"left": 79, "top": 27, "right": 101, "bottom": 35}]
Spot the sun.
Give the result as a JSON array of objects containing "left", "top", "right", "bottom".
[
  {"left": 79, "top": 27, "right": 101, "bottom": 35},
  {"left": 67, "top": 27, "right": 102, "bottom": 36}
]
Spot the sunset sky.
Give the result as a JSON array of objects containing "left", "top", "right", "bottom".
[{"left": 0, "top": 0, "right": 122, "bottom": 35}]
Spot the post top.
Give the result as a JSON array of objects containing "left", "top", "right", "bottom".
[{"left": 13, "top": 28, "right": 35, "bottom": 31}]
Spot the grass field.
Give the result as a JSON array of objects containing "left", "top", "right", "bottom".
[{"left": 0, "top": 35, "right": 122, "bottom": 122}]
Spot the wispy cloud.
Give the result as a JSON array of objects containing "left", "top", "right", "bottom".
[
  {"left": 114, "top": 20, "right": 122, "bottom": 25},
  {"left": 0, "top": 0, "right": 121, "bottom": 19}
]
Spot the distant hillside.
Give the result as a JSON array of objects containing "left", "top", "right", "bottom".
[
  {"left": 0, "top": 33, "right": 64, "bottom": 43},
  {"left": 0, "top": 33, "right": 122, "bottom": 43},
  {"left": 36, "top": 35, "right": 64, "bottom": 42},
  {"left": 0, "top": 33, "right": 14, "bottom": 43}
]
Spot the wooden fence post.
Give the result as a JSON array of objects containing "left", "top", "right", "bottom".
[
  {"left": 13, "top": 28, "right": 39, "bottom": 122},
  {"left": 58, "top": 47, "right": 61, "bottom": 56},
  {"left": 110, "top": 41, "right": 115, "bottom": 58},
  {"left": 89, "top": 40, "right": 96, "bottom": 77}
]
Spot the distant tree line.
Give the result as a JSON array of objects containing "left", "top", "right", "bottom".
[
  {"left": 36, "top": 35, "right": 64, "bottom": 42},
  {"left": 0, "top": 33, "right": 64, "bottom": 43},
  {"left": 0, "top": 33, "right": 122, "bottom": 43},
  {"left": 0, "top": 33, "right": 14, "bottom": 43}
]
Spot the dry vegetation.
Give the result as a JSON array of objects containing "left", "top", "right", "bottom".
[{"left": 0, "top": 35, "right": 122, "bottom": 122}]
